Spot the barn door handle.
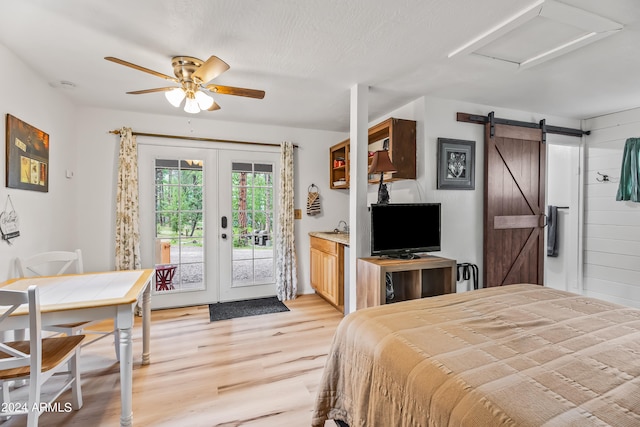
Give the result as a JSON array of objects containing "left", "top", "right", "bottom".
[{"left": 541, "top": 214, "right": 548, "bottom": 228}]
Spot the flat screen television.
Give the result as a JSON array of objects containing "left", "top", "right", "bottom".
[{"left": 370, "top": 203, "right": 441, "bottom": 258}]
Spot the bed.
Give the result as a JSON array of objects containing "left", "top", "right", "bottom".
[{"left": 312, "top": 284, "right": 640, "bottom": 426}]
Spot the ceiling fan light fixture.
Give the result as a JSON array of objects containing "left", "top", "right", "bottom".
[
  {"left": 184, "top": 96, "right": 200, "bottom": 114},
  {"left": 195, "top": 91, "right": 214, "bottom": 110},
  {"left": 165, "top": 88, "right": 185, "bottom": 107}
]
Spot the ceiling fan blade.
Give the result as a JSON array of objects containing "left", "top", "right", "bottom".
[
  {"left": 207, "top": 100, "right": 222, "bottom": 111},
  {"left": 205, "top": 85, "right": 265, "bottom": 99},
  {"left": 126, "top": 87, "right": 177, "bottom": 95},
  {"left": 105, "top": 57, "right": 178, "bottom": 83},
  {"left": 192, "top": 56, "right": 230, "bottom": 84}
]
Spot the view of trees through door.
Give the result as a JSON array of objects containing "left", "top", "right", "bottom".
[
  {"left": 154, "top": 159, "right": 204, "bottom": 293},
  {"left": 231, "top": 162, "right": 275, "bottom": 286}
]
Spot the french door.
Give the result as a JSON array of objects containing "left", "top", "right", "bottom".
[
  {"left": 139, "top": 144, "right": 279, "bottom": 309},
  {"left": 218, "top": 150, "right": 279, "bottom": 302}
]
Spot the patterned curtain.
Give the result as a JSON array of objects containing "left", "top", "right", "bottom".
[
  {"left": 115, "top": 127, "right": 141, "bottom": 270},
  {"left": 275, "top": 141, "right": 297, "bottom": 300}
]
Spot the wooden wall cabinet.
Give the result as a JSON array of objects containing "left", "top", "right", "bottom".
[
  {"left": 330, "top": 139, "right": 349, "bottom": 188},
  {"left": 330, "top": 117, "right": 416, "bottom": 189},
  {"left": 310, "top": 236, "right": 344, "bottom": 310}
]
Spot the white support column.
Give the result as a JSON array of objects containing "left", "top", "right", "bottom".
[{"left": 347, "top": 84, "right": 369, "bottom": 314}]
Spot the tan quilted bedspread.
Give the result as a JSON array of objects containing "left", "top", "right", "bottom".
[{"left": 312, "top": 284, "right": 640, "bottom": 427}]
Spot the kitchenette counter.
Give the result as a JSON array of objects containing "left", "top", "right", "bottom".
[{"left": 308, "top": 231, "right": 349, "bottom": 246}]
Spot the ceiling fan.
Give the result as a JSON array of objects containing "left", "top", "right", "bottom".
[{"left": 105, "top": 55, "right": 265, "bottom": 113}]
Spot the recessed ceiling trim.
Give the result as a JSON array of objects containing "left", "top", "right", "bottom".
[
  {"left": 447, "top": 0, "right": 545, "bottom": 58},
  {"left": 539, "top": 1, "right": 622, "bottom": 33},
  {"left": 448, "top": 0, "right": 623, "bottom": 69}
]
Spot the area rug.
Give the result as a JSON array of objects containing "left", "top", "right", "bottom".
[{"left": 209, "top": 296, "right": 289, "bottom": 322}]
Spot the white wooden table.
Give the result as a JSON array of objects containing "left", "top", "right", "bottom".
[{"left": 0, "top": 269, "right": 153, "bottom": 427}]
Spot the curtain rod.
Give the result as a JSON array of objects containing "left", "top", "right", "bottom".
[{"left": 108, "top": 129, "right": 297, "bottom": 148}]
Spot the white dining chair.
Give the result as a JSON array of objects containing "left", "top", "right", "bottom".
[
  {"left": 0, "top": 286, "right": 84, "bottom": 427},
  {"left": 15, "top": 250, "right": 120, "bottom": 360}
]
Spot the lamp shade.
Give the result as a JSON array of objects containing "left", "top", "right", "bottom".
[
  {"left": 184, "top": 96, "right": 200, "bottom": 114},
  {"left": 195, "top": 91, "right": 214, "bottom": 110},
  {"left": 165, "top": 88, "right": 185, "bottom": 107},
  {"left": 368, "top": 150, "right": 397, "bottom": 174}
]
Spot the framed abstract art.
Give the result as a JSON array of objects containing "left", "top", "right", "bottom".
[{"left": 5, "top": 114, "right": 49, "bottom": 192}]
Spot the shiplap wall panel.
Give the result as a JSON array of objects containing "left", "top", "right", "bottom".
[
  {"left": 584, "top": 107, "right": 640, "bottom": 308},
  {"left": 584, "top": 277, "right": 640, "bottom": 302},
  {"left": 586, "top": 211, "right": 640, "bottom": 226},
  {"left": 584, "top": 237, "right": 640, "bottom": 256},
  {"left": 584, "top": 224, "right": 640, "bottom": 241},
  {"left": 584, "top": 265, "right": 640, "bottom": 291},
  {"left": 586, "top": 198, "right": 638, "bottom": 212}
]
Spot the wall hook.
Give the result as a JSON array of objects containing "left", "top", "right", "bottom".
[{"left": 596, "top": 172, "right": 619, "bottom": 183}]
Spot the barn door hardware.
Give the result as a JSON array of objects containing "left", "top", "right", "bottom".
[{"left": 457, "top": 112, "right": 589, "bottom": 138}]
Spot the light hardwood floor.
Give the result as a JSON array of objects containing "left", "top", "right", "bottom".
[{"left": 2, "top": 294, "right": 343, "bottom": 427}]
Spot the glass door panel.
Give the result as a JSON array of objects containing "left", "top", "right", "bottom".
[
  {"left": 231, "top": 162, "right": 274, "bottom": 286},
  {"left": 154, "top": 159, "right": 205, "bottom": 293},
  {"left": 139, "top": 144, "right": 217, "bottom": 309},
  {"left": 219, "top": 151, "right": 279, "bottom": 301}
]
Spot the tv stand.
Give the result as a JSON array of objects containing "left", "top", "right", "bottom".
[
  {"left": 356, "top": 255, "right": 456, "bottom": 309},
  {"left": 386, "top": 253, "right": 420, "bottom": 260}
]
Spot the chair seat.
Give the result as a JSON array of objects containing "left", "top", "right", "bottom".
[
  {"left": 49, "top": 321, "right": 92, "bottom": 330},
  {"left": 0, "top": 335, "right": 85, "bottom": 379}
]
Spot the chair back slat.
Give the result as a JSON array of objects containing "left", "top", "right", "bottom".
[
  {"left": 16, "top": 249, "right": 84, "bottom": 277},
  {"left": 0, "top": 286, "right": 40, "bottom": 373}
]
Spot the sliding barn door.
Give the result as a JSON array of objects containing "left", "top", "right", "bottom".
[{"left": 484, "top": 123, "right": 545, "bottom": 287}]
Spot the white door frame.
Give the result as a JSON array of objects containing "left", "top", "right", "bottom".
[
  {"left": 218, "top": 149, "right": 280, "bottom": 302},
  {"left": 139, "top": 143, "right": 219, "bottom": 309},
  {"left": 139, "top": 140, "right": 281, "bottom": 308},
  {"left": 545, "top": 139, "right": 582, "bottom": 293}
]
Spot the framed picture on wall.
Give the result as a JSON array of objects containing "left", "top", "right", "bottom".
[
  {"left": 437, "top": 138, "right": 475, "bottom": 190},
  {"left": 5, "top": 114, "right": 49, "bottom": 192}
]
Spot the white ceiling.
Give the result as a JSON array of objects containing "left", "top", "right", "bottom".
[{"left": 1, "top": 0, "right": 639, "bottom": 132}]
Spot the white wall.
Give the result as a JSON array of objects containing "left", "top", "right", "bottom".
[
  {"left": 73, "top": 107, "right": 347, "bottom": 296},
  {"left": 1, "top": 39, "right": 588, "bottom": 300},
  {"left": 583, "top": 107, "right": 640, "bottom": 307},
  {"left": 545, "top": 144, "right": 581, "bottom": 293},
  {"left": 364, "top": 96, "right": 580, "bottom": 292},
  {"left": 0, "top": 43, "right": 79, "bottom": 281}
]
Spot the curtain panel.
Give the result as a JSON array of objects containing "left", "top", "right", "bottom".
[
  {"left": 276, "top": 141, "right": 297, "bottom": 300},
  {"left": 616, "top": 137, "right": 640, "bottom": 202},
  {"left": 115, "top": 127, "right": 141, "bottom": 270}
]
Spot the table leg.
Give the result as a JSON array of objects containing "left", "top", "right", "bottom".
[
  {"left": 142, "top": 283, "right": 151, "bottom": 365},
  {"left": 117, "top": 308, "right": 134, "bottom": 427}
]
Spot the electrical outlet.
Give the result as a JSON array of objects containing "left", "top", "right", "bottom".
[{"left": 294, "top": 209, "right": 302, "bottom": 219}]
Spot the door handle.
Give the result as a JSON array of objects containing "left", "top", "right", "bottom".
[{"left": 221, "top": 216, "right": 227, "bottom": 228}]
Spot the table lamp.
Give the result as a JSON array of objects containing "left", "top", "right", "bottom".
[{"left": 369, "top": 149, "right": 397, "bottom": 204}]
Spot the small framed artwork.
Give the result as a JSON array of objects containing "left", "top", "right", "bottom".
[
  {"left": 437, "top": 138, "right": 475, "bottom": 190},
  {"left": 5, "top": 114, "right": 49, "bottom": 192}
]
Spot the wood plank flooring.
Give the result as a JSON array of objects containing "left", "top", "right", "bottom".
[{"left": 2, "top": 294, "right": 343, "bottom": 427}]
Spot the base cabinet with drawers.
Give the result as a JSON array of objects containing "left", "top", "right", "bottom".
[{"left": 310, "top": 236, "right": 344, "bottom": 311}]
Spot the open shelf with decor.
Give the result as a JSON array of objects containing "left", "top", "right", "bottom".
[
  {"left": 329, "top": 117, "right": 416, "bottom": 189},
  {"left": 330, "top": 139, "right": 349, "bottom": 189}
]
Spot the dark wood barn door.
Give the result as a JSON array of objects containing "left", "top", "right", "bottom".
[{"left": 484, "top": 123, "right": 545, "bottom": 287}]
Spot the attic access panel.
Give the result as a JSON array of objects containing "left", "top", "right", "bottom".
[{"left": 448, "top": 0, "right": 623, "bottom": 69}]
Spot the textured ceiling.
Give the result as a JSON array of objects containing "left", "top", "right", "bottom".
[{"left": 0, "top": 0, "right": 639, "bottom": 132}]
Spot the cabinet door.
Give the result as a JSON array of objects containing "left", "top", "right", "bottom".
[
  {"left": 322, "top": 253, "right": 339, "bottom": 306},
  {"left": 310, "top": 247, "right": 324, "bottom": 292}
]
